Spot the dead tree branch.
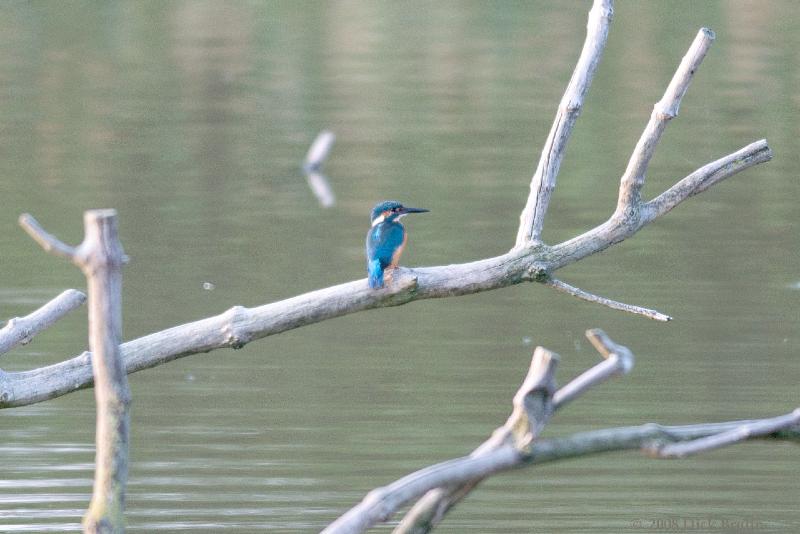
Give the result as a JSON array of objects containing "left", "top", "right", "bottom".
[
  {"left": 392, "top": 329, "right": 633, "bottom": 534},
  {"left": 543, "top": 278, "right": 671, "bottom": 322},
  {"left": 324, "top": 346, "right": 561, "bottom": 534},
  {"left": 323, "top": 333, "right": 798, "bottom": 534},
  {"left": 0, "top": 0, "right": 772, "bottom": 410},
  {"left": 22, "top": 211, "right": 131, "bottom": 533},
  {"left": 0, "top": 289, "right": 86, "bottom": 356},
  {"left": 615, "top": 28, "right": 715, "bottom": 214},
  {"left": 515, "top": 0, "right": 613, "bottom": 247},
  {"left": 648, "top": 409, "right": 800, "bottom": 459}
]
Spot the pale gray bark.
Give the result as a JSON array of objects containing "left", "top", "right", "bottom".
[
  {"left": 21, "top": 211, "right": 130, "bottom": 534},
  {"left": 544, "top": 278, "right": 671, "bottom": 321},
  {"left": 391, "top": 329, "right": 634, "bottom": 534},
  {"left": 0, "top": 289, "right": 86, "bottom": 356},
  {"left": 515, "top": 0, "right": 613, "bottom": 246},
  {"left": 616, "top": 28, "right": 715, "bottom": 214},
  {"left": 0, "top": 2, "right": 788, "bottom": 532},
  {"left": 324, "top": 347, "right": 561, "bottom": 534},
  {"left": 650, "top": 409, "right": 800, "bottom": 458},
  {"left": 324, "top": 332, "right": 799, "bottom": 534},
  {"left": 0, "top": 0, "right": 771, "bottom": 412}
]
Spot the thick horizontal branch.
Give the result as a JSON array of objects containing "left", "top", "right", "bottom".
[
  {"left": 529, "top": 412, "right": 800, "bottom": 464},
  {"left": 0, "top": 289, "right": 86, "bottom": 356},
  {"left": 0, "top": 138, "right": 771, "bottom": 409},
  {"left": 546, "top": 139, "right": 771, "bottom": 272},
  {"left": 515, "top": 0, "right": 612, "bottom": 247}
]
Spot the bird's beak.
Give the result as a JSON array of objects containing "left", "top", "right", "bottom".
[{"left": 400, "top": 207, "right": 429, "bottom": 214}]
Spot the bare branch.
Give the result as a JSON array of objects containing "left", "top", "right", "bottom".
[
  {"left": 480, "top": 347, "right": 559, "bottom": 453},
  {"left": 395, "top": 331, "right": 630, "bottom": 534},
  {"left": 388, "top": 413, "right": 800, "bottom": 534},
  {"left": 644, "top": 139, "right": 772, "bottom": 220},
  {"left": 324, "top": 447, "right": 521, "bottom": 534},
  {"left": 552, "top": 328, "right": 634, "bottom": 409},
  {"left": 547, "top": 140, "right": 771, "bottom": 273},
  {"left": 515, "top": 0, "right": 612, "bottom": 247},
  {"left": 75, "top": 209, "right": 130, "bottom": 533},
  {"left": 331, "top": 332, "right": 796, "bottom": 533},
  {"left": 616, "top": 28, "right": 715, "bottom": 214},
  {"left": 584, "top": 327, "right": 624, "bottom": 358},
  {"left": 0, "top": 289, "right": 86, "bottom": 356},
  {"left": 543, "top": 277, "right": 672, "bottom": 321},
  {"left": 0, "top": 10, "right": 773, "bottom": 411},
  {"left": 0, "top": 131, "right": 771, "bottom": 410},
  {"left": 19, "top": 213, "right": 78, "bottom": 261},
  {"left": 328, "top": 348, "right": 558, "bottom": 534},
  {"left": 649, "top": 408, "right": 800, "bottom": 458}
]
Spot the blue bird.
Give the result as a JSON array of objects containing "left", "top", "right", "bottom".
[{"left": 366, "top": 200, "right": 429, "bottom": 289}]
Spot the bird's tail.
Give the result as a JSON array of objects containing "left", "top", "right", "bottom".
[{"left": 368, "top": 259, "right": 384, "bottom": 289}]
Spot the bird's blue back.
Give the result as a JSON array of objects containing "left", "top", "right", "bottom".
[{"left": 366, "top": 221, "right": 405, "bottom": 288}]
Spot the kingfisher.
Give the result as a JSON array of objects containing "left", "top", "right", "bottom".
[{"left": 366, "top": 200, "right": 429, "bottom": 289}]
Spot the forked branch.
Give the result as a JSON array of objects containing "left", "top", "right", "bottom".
[
  {"left": 0, "top": 0, "right": 772, "bottom": 410},
  {"left": 648, "top": 409, "right": 800, "bottom": 459},
  {"left": 391, "top": 329, "right": 633, "bottom": 534},
  {"left": 23, "top": 211, "right": 131, "bottom": 533},
  {"left": 323, "top": 333, "right": 798, "bottom": 534},
  {"left": 324, "top": 344, "right": 562, "bottom": 534}
]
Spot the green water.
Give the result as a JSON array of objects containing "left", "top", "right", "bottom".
[{"left": 1, "top": 1, "right": 798, "bottom": 532}]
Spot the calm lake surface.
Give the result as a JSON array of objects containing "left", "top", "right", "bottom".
[{"left": 1, "top": 1, "right": 798, "bottom": 532}]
